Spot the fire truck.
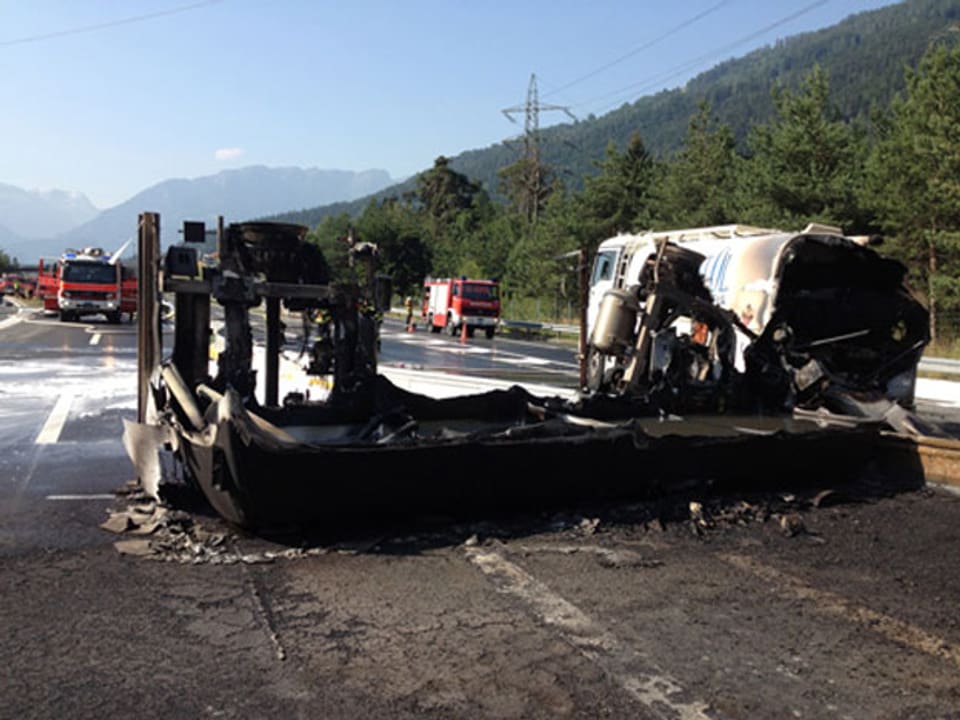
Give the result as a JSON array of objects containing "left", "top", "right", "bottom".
[
  {"left": 37, "top": 246, "right": 136, "bottom": 323},
  {"left": 422, "top": 277, "right": 500, "bottom": 338}
]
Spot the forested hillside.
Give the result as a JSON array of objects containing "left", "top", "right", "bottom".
[
  {"left": 271, "top": 0, "right": 960, "bottom": 341},
  {"left": 454, "top": 0, "right": 960, "bottom": 194},
  {"left": 273, "top": 0, "right": 959, "bottom": 229}
]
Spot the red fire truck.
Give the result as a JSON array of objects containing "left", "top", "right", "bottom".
[
  {"left": 37, "top": 246, "right": 136, "bottom": 323},
  {"left": 422, "top": 277, "right": 500, "bottom": 338}
]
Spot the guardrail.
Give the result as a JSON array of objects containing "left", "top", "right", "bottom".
[
  {"left": 500, "top": 319, "right": 579, "bottom": 335},
  {"left": 919, "top": 358, "right": 960, "bottom": 376},
  {"left": 501, "top": 319, "right": 960, "bottom": 377}
]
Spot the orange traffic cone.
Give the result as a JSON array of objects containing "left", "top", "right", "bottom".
[{"left": 460, "top": 321, "right": 468, "bottom": 344}]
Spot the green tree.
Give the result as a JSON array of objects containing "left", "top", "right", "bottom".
[
  {"left": 357, "top": 198, "right": 431, "bottom": 298},
  {"left": 865, "top": 42, "right": 960, "bottom": 340},
  {"left": 497, "top": 155, "right": 556, "bottom": 227},
  {"left": 415, "top": 156, "right": 490, "bottom": 275},
  {"left": 658, "top": 101, "right": 744, "bottom": 227},
  {"left": 576, "top": 132, "right": 660, "bottom": 250},
  {"left": 0, "top": 248, "right": 11, "bottom": 272},
  {"left": 744, "top": 65, "right": 868, "bottom": 230},
  {"left": 306, "top": 213, "right": 354, "bottom": 284},
  {"left": 503, "top": 190, "right": 581, "bottom": 319}
]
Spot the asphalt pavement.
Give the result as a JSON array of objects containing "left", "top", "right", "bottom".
[{"left": 3, "top": 307, "right": 960, "bottom": 719}]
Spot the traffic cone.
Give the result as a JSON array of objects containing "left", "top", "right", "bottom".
[{"left": 460, "top": 321, "right": 468, "bottom": 344}]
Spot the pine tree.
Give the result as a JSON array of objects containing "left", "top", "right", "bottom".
[
  {"left": 658, "top": 101, "right": 743, "bottom": 227},
  {"left": 865, "top": 42, "right": 960, "bottom": 341},
  {"left": 744, "top": 65, "right": 867, "bottom": 230}
]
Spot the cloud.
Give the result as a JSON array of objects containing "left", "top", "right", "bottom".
[{"left": 214, "top": 147, "right": 245, "bottom": 161}]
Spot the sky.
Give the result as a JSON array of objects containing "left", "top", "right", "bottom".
[{"left": 0, "top": 0, "right": 902, "bottom": 209}]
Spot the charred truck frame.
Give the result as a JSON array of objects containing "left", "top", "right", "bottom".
[{"left": 125, "top": 214, "right": 957, "bottom": 531}]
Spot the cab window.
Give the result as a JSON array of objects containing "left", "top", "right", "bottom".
[{"left": 591, "top": 250, "right": 617, "bottom": 285}]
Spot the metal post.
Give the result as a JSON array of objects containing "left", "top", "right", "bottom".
[
  {"left": 265, "top": 296, "right": 280, "bottom": 407},
  {"left": 578, "top": 248, "right": 588, "bottom": 390},
  {"left": 137, "top": 212, "right": 160, "bottom": 424}
]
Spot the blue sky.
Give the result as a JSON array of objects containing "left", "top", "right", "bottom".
[{"left": 1, "top": 0, "right": 900, "bottom": 208}]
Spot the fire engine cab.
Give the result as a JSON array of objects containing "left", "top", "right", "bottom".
[
  {"left": 422, "top": 277, "right": 500, "bottom": 339},
  {"left": 37, "top": 246, "right": 134, "bottom": 323}
]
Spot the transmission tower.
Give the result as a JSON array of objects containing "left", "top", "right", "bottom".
[{"left": 502, "top": 73, "right": 576, "bottom": 224}]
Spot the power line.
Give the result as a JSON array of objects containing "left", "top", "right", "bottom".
[
  {"left": 582, "top": 0, "right": 830, "bottom": 115},
  {"left": 543, "top": 0, "right": 730, "bottom": 99},
  {"left": 0, "top": 0, "right": 223, "bottom": 48}
]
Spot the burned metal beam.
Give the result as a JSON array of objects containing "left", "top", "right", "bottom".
[{"left": 136, "top": 212, "right": 160, "bottom": 425}]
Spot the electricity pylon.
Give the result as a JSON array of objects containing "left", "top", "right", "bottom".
[{"left": 502, "top": 73, "right": 576, "bottom": 225}]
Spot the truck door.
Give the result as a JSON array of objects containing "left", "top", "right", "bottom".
[{"left": 587, "top": 249, "right": 620, "bottom": 335}]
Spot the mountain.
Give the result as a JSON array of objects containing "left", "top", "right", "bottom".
[
  {"left": 270, "top": 0, "right": 960, "bottom": 228},
  {"left": 60, "top": 165, "right": 395, "bottom": 250},
  {"left": 0, "top": 222, "right": 29, "bottom": 264},
  {"left": 0, "top": 182, "right": 99, "bottom": 238}
]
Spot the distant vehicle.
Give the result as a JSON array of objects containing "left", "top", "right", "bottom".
[
  {"left": 0, "top": 273, "right": 31, "bottom": 297},
  {"left": 37, "top": 245, "right": 136, "bottom": 323},
  {"left": 422, "top": 277, "right": 500, "bottom": 338}
]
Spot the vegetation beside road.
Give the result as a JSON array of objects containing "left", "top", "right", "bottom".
[{"left": 306, "top": 41, "right": 960, "bottom": 344}]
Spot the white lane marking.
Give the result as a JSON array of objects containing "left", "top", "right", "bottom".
[
  {"left": 382, "top": 329, "right": 583, "bottom": 369},
  {"left": 46, "top": 494, "right": 115, "bottom": 501},
  {"left": 89, "top": 333, "right": 102, "bottom": 346},
  {"left": 495, "top": 355, "right": 553, "bottom": 366},
  {"left": 723, "top": 554, "right": 960, "bottom": 669},
  {"left": 465, "top": 547, "right": 712, "bottom": 719},
  {"left": 35, "top": 393, "right": 74, "bottom": 445}
]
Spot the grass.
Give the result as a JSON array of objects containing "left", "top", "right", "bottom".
[{"left": 926, "top": 337, "right": 960, "bottom": 360}]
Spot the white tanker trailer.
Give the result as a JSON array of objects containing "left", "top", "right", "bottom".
[{"left": 584, "top": 223, "right": 929, "bottom": 421}]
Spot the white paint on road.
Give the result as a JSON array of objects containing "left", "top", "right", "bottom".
[
  {"left": 723, "top": 553, "right": 960, "bottom": 670},
  {"left": 35, "top": 393, "right": 74, "bottom": 445},
  {"left": 465, "top": 547, "right": 713, "bottom": 719},
  {"left": 46, "top": 493, "right": 115, "bottom": 500},
  {"left": 384, "top": 328, "right": 580, "bottom": 369},
  {"left": 89, "top": 333, "right": 102, "bottom": 346},
  {"left": 916, "top": 377, "right": 960, "bottom": 408}
]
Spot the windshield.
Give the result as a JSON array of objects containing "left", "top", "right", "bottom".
[
  {"left": 62, "top": 262, "right": 117, "bottom": 284},
  {"left": 462, "top": 283, "right": 498, "bottom": 300},
  {"left": 591, "top": 250, "right": 618, "bottom": 285}
]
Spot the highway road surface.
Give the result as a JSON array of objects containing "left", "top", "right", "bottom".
[{"left": 2, "top": 302, "right": 960, "bottom": 719}]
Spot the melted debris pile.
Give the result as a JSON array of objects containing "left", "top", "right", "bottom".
[{"left": 102, "top": 482, "right": 326, "bottom": 564}]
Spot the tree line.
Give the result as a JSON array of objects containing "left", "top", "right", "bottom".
[{"left": 309, "top": 42, "right": 960, "bottom": 340}]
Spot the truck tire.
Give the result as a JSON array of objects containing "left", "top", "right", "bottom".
[
  {"left": 485, "top": 327, "right": 496, "bottom": 339},
  {"left": 108, "top": 312, "right": 121, "bottom": 324},
  {"left": 447, "top": 316, "right": 458, "bottom": 336},
  {"left": 585, "top": 346, "right": 605, "bottom": 392}
]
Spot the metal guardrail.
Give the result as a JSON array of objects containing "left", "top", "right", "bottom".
[
  {"left": 502, "top": 319, "right": 960, "bottom": 377},
  {"left": 919, "top": 358, "right": 960, "bottom": 376},
  {"left": 500, "top": 319, "right": 578, "bottom": 334}
]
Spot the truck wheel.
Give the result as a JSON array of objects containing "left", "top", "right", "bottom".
[
  {"left": 108, "top": 312, "right": 121, "bottom": 324},
  {"left": 447, "top": 317, "right": 458, "bottom": 336},
  {"left": 59, "top": 312, "right": 71, "bottom": 323},
  {"left": 485, "top": 327, "right": 496, "bottom": 339},
  {"left": 585, "top": 346, "right": 605, "bottom": 392},
  {"left": 467, "top": 326, "right": 475, "bottom": 338}
]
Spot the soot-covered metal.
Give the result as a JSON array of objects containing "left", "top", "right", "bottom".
[{"left": 123, "top": 215, "right": 943, "bottom": 531}]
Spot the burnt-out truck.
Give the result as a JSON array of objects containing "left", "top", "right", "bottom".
[{"left": 124, "top": 215, "right": 953, "bottom": 532}]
